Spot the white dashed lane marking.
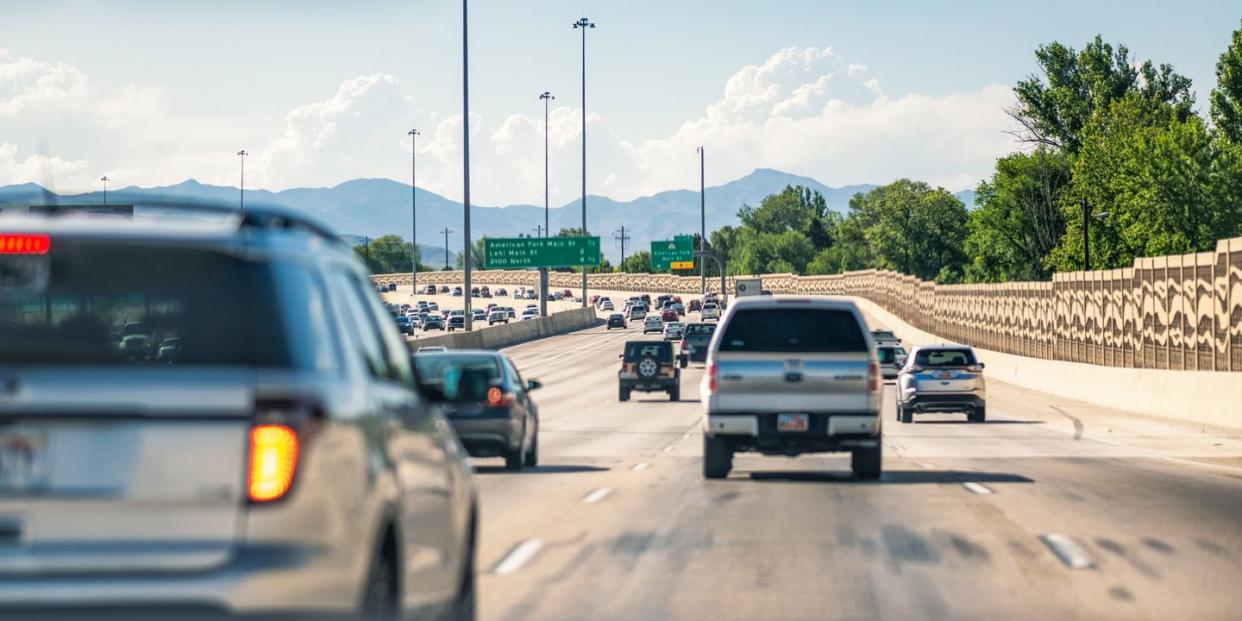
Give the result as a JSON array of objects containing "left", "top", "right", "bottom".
[
  {"left": 493, "top": 539, "right": 545, "bottom": 576},
  {"left": 582, "top": 487, "right": 613, "bottom": 504},
  {"left": 1040, "top": 534, "right": 1095, "bottom": 569}
]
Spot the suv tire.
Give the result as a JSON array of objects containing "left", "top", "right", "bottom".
[
  {"left": 703, "top": 435, "right": 732, "bottom": 479},
  {"left": 851, "top": 444, "right": 882, "bottom": 480},
  {"left": 968, "top": 406, "right": 986, "bottom": 423},
  {"left": 619, "top": 387, "right": 630, "bottom": 402},
  {"left": 360, "top": 545, "right": 398, "bottom": 621}
]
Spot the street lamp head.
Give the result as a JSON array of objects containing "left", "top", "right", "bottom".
[
  {"left": 408, "top": 129, "right": 420, "bottom": 136},
  {"left": 573, "top": 17, "right": 594, "bottom": 28},
  {"left": 539, "top": 91, "right": 554, "bottom": 100},
  {"left": 100, "top": 176, "right": 109, "bottom": 182},
  {"left": 237, "top": 150, "right": 248, "bottom": 157}
]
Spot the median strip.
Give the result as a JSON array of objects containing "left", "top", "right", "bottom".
[{"left": 493, "top": 539, "right": 545, "bottom": 576}]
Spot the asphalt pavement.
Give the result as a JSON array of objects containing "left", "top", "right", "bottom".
[{"left": 464, "top": 307, "right": 1242, "bottom": 621}]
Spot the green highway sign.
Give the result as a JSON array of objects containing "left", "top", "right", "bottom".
[
  {"left": 484, "top": 236, "right": 601, "bottom": 269},
  {"left": 650, "top": 235, "right": 694, "bottom": 271}
]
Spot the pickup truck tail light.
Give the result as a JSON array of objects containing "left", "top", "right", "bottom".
[
  {"left": 706, "top": 362, "right": 718, "bottom": 394},
  {"left": 248, "top": 397, "right": 323, "bottom": 504},
  {"left": 868, "top": 361, "right": 879, "bottom": 392}
]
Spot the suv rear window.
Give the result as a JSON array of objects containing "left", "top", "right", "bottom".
[
  {"left": 624, "top": 342, "right": 672, "bottom": 362},
  {"left": 719, "top": 308, "right": 866, "bottom": 353},
  {"left": 685, "top": 324, "right": 716, "bottom": 336},
  {"left": 914, "top": 349, "right": 976, "bottom": 367},
  {"left": 0, "top": 240, "right": 334, "bottom": 369}
]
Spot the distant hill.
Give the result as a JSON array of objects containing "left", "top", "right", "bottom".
[{"left": 0, "top": 169, "right": 975, "bottom": 264}]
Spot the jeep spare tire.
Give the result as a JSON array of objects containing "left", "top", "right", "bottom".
[{"left": 637, "top": 356, "right": 659, "bottom": 379}]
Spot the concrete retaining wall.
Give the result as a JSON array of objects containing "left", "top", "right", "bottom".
[
  {"left": 407, "top": 307, "right": 599, "bottom": 351},
  {"left": 851, "top": 296, "right": 1242, "bottom": 428}
]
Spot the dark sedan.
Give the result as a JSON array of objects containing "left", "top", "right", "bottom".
[
  {"left": 678, "top": 322, "right": 717, "bottom": 367},
  {"left": 413, "top": 350, "right": 542, "bottom": 470},
  {"left": 607, "top": 313, "right": 627, "bottom": 329}
]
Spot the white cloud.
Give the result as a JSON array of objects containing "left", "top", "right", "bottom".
[
  {"left": 0, "top": 48, "right": 163, "bottom": 127},
  {"left": 0, "top": 142, "right": 90, "bottom": 189}
]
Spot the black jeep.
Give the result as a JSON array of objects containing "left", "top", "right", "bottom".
[{"left": 618, "top": 341, "right": 680, "bottom": 401}]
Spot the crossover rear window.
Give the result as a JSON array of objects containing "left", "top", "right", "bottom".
[
  {"left": 0, "top": 240, "right": 335, "bottom": 369},
  {"left": 719, "top": 308, "right": 866, "bottom": 353},
  {"left": 914, "top": 349, "right": 976, "bottom": 367}
]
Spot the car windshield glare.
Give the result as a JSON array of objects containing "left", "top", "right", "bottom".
[{"left": 719, "top": 308, "right": 866, "bottom": 353}]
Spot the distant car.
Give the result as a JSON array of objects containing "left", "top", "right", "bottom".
[
  {"left": 618, "top": 340, "right": 680, "bottom": 401},
  {"left": 677, "top": 322, "right": 717, "bottom": 367},
  {"left": 452, "top": 286, "right": 463, "bottom": 296},
  {"left": 642, "top": 315, "right": 664, "bottom": 334},
  {"left": 524, "top": 289, "right": 537, "bottom": 300},
  {"left": 505, "top": 307, "right": 516, "bottom": 318},
  {"left": 700, "top": 303, "right": 720, "bottom": 321},
  {"left": 440, "top": 285, "right": 451, "bottom": 293},
  {"left": 496, "top": 287, "right": 508, "bottom": 296},
  {"left": 413, "top": 350, "right": 542, "bottom": 470},
  {"left": 394, "top": 315, "right": 414, "bottom": 335},
  {"left": 660, "top": 308, "right": 678, "bottom": 322},
  {"left": 897, "top": 345, "right": 987, "bottom": 423},
  {"left": 688, "top": 299, "right": 702, "bottom": 312},
  {"left": 481, "top": 288, "right": 492, "bottom": 299},
  {"left": 514, "top": 287, "right": 526, "bottom": 297},
  {"left": 607, "top": 313, "right": 627, "bottom": 329},
  {"left": 561, "top": 289, "right": 573, "bottom": 298},
  {"left": 551, "top": 291, "right": 564, "bottom": 301},
  {"left": 520, "top": 308, "right": 539, "bottom": 321},
  {"left": 447, "top": 315, "right": 465, "bottom": 331},
  {"left": 877, "top": 344, "right": 909, "bottom": 381},
  {"left": 599, "top": 300, "right": 614, "bottom": 311},
  {"left": 422, "top": 314, "right": 445, "bottom": 330},
  {"left": 424, "top": 284, "right": 437, "bottom": 295},
  {"left": 471, "top": 309, "right": 486, "bottom": 321},
  {"left": 663, "top": 322, "right": 686, "bottom": 340},
  {"left": 471, "top": 287, "right": 480, "bottom": 297},
  {"left": 155, "top": 336, "right": 183, "bottom": 362},
  {"left": 629, "top": 305, "right": 648, "bottom": 321},
  {"left": 671, "top": 302, "right": 685, "bottom": 316},
  {"left": 428, "top": 301, "right": 440, "bottom": 311},
  {"left": 871, "top": 329, "right": 902, "bottom": 347},
  {"left": 488, "top": 309, "right": 509, "bottom": 325},
  {"left": 589, "top": 295, "right": 600, "bottom": 305}
]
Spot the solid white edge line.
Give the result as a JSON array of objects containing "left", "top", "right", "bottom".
[
  {"left": 963, "top": 482, "right": 993, "bottom": 495},
  {"left": 1040, "top": 534, "right": 1095, "bottom": 569},
  {"left": 632, "top": 462, "right": 651, "bottom": 471},
  {"left": 492, "top": 539, "right": 545, "bottom": 576},
  {"left": 582, "top": 487, "right": 613, "bottom": 504}
]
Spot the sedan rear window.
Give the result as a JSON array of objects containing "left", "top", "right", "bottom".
[
  {"left": 915, "top": 349, "right": 976, "bottom": 367},
  {"left": 719, "top": 308, "right": 866, "bottom": 353}
]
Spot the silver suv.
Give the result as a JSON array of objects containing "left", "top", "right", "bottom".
[
  {"left": 897, "top": 344, "right": 987, "bottom": 423},
  {"left": 0, "top": 209, "right": 477, "bottom": 619},
  {"left": 700, "top": 298, "right": 882, "bottom": 480}
]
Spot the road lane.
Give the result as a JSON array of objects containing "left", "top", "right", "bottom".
[{"left": 458, "top": 304, "right": 1242, "bottom": 620}]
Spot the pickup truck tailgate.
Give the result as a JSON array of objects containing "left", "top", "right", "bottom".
[{"left": 712, "top": 352, "right": 873, "bottom": 413}]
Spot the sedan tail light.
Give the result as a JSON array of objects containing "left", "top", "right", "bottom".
[{"left": 486, "top": 386, "right": 515, "bottom": 408}]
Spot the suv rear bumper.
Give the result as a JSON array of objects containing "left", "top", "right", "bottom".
[
  {"left": 619, "top": 377, "right": 678, "bottom": 393},
  {"left": 903, "top": 393, "right": 984, "bottom": 413},
  {"left": 704, "top": 413, "right": 880, "bottom": 455}
]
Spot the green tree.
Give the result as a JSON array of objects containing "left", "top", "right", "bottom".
[
  {"left": 806, "top": 211, "right": 872, "bottom": 275},
  {"left": 455, "top": 237, "right": 486, "bottom": 269},
  {"left": 1211, "top": 20, "right": 1242, "bottom": 144},
  {"left": 353, "top": 235, "right": 421, "bottom": 274},
  {"left": 965, "top": 149, "right": 1071, "bottom": 282},
  {"left": 620, "top": 250, "right": 654, "bottom": 273},
  {"left": 1010, "top": 35, "right": 1194, "bottom": 153},
  {"left": 737, "top": 185, "right": 830, "bottom": 249},
  {"left": 848, "top": 180, "right": 969, "bottom": 281}
]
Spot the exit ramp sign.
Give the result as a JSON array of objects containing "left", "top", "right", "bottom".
[{"left": 651, "top": 235, "right": 694, "bottom": 271}]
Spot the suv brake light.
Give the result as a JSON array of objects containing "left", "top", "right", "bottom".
[
  {"left": 966, "top": 363, "right": 983, "bottom": 373},
  {"left": 706, "top": 362, "right": 718, "bottom": 394},
  {"left": 248, "top": 397, "right": 322, "bottom": 503}
]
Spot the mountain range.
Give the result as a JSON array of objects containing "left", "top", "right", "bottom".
[{"left": 0, "top": 169, "right": 976, "bottom": 265}]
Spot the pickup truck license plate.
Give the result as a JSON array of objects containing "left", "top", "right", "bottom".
[
  {"left": 777, "top": 414, "right": 809, "bottom": 432},
  {"left": 0, "top": 427, "right": 49, "bottom": 491}
]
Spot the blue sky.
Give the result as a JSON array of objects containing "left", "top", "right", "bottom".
[{"left": 2, "top": 0, "right": 1239, "bottom": 204}]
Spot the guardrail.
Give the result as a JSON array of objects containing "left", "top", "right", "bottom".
[{"left": 378, "top": 235, "right": 1242, "bottom": 371}]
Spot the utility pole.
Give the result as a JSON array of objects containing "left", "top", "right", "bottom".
[
  {"left": 441, "top": 227, "right": 453, "bottom": 270},
  {"left": 533, "top": 225, "right": 545, "bottom": 237},
  {"left": 540, "top": 91, "right": 554, "bottom": 238},
  {"left": 363, "top": 236, "right": 371, "bottom": 269},
  {"left": 614, "top": 226, "right": 630, "bottom": 271},
  {"left": 573, "top": 17, "right": 595, "bottom": 307},
  {"left": 408, "top": 128, "right": 420, "bottom": 294},
  {"left": 697, "top": 146, "right": 706, "bottom": 294},
  {"left": 100, "top": 176, "right": 109, "bottom": 206},
  {"left": 462, "top": 0, "right": 473, "bottom": 330},
  {"left": 1081, "top": 198, "right": 1090, "bottom": 271},
  {"left": 236, "top": 150, "right": 248, "bottom": 212}
]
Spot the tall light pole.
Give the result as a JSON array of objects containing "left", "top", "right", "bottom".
[
  {"left": 236, "top": 150, "right": 248, "bottom": 212},
  {"left": 462, "top": 0, "right": 474, "bottom": 330},
  {"left": 573, "top": 17, "right": 595, "bottom": 307},
  {"left": 539, "top": 91, "right": 554, "bottom": 237},
  {"left": 697, "top": 146, "right": 706, "bottom": 294},
  {"left": 408, "top": 128, "right": 420, "bottom": 294},
  {"left": 100, "top": 176, "right": 110, "bottom": 206}
]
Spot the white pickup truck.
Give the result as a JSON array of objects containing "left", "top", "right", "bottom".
[{"left": 699, "top": 297, "right": 882, "bottom": 479}]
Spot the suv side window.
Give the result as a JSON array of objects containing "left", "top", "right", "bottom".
[
  {"left": 325, "top": 270, "right": 390, "bottom": 379},
  {"left": 347, "top": 273, "right": 415, "bottom": 385}
]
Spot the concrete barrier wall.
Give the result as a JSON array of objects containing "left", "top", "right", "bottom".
[
  {"left": 405, "top": 307, "right": 599, "bottom": 351},
  {"left": 378, "top": 235, "right": 1242, "bottom": 373}
]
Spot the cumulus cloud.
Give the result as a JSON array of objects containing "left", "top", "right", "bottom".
[
  {"left": 0, "top": 142, "right": 90, "bottom": 188},
  {"left": 0, "top": 48, "right": 163, "bottom": 127}
]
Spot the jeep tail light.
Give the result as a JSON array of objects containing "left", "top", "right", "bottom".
[
  {"left": 868, "top": 361, "right": 879, "bottom": 392},
  {"left": 249, "top": 425, "right": 298, "bottom": 503},
  {"left": 706, "top": 362, "right": 718, "bottom": 394}
]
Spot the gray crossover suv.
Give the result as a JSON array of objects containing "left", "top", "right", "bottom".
[{"left": 0, "top": 208, "right": 477, "bottom": 620}]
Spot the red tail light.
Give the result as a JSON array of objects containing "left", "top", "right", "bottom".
[
  {"left": 680, "top": 339, "right": 687, "bottom": 350},
  {"left": 0, "top": 233, "right": 50, "bottom": 255},
  {"left": 248, "top": 397, "right": 322, "bottom": 504},
  {"left": 486, "top": 386, "right": 515, "bottom": 408},
  {"left": 706, "top": 362, "right": 718, "bottom": 394},
  {"left": 868, "top": 361, "right": 879, "bottom": 392}
]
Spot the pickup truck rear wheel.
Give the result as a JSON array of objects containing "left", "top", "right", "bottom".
[
  {"left": 899, "top": 404, "right": 913, "bottom": 424},
  {"left": 851, "top": 444, "right": 882, "bottom": 480},
  {"left": 703, "top": 435, "right": 732, "bottom": 479}
]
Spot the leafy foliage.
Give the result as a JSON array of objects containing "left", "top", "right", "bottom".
[
  {"left": 1212, "top": 20, "right": 1242, "bottom": 145},
  {"left": 353, "top": 235, "right": 423, "bottom": 274}
]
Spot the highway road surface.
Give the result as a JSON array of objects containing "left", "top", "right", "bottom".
[{"left": 466, "top": 309, "right": 1242, "bottom": 621}]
